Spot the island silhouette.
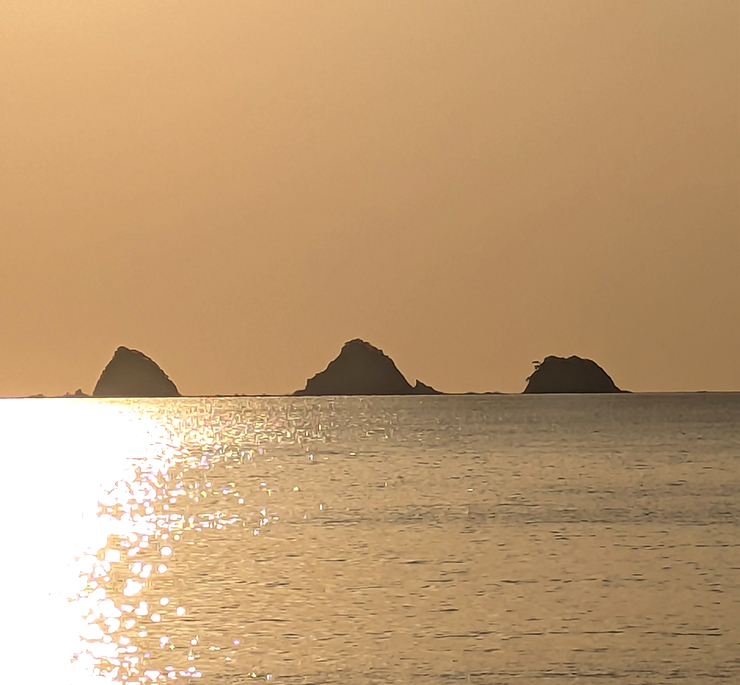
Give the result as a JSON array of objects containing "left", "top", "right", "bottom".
[
  {"left": 523, "top": 356, "right": 621, "bottom": 393},
  {"left": 294, "top": 339, "right": 439, "bottom": 396},
  {"left": 93, "top": 346, "right": 180, "bottom": 397}
]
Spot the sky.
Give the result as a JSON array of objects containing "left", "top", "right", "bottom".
[{"left": 1, "top": 1, "right": 738, "bottom": 396}]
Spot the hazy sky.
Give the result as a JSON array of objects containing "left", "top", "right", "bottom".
[{"left": 1, "top": 1, "right": 738, "bottom": 396}]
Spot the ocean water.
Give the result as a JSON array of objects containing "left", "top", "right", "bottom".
[{"left": 1, "top": 394, "right": 739, "bottom": 684}]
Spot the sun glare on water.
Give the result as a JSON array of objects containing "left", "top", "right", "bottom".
[{"left": 0, "top": 400, "right": 179, "bottom": 684}]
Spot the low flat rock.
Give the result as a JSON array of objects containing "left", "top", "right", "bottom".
[
  {"left": 93, "top": 347, "right": 180, "bottom": 397},
  {"left": 524, "top": 355, "right": 621, "bottom": 393},
  {"left": 294, "top": 339, "right": 438, "bottom": 396}
]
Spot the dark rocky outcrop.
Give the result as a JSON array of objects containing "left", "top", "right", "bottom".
[
  {"left": 523, "top": 355, "right": 621, "bottom": 393},
  {"left": 412, "top": 379, "right": 439, "bottom": 394},
  {"left": 62, "top": 388, "right": 89, "bottom": 398},
  {"left": 93, "top": 347, "right": 180, "bottom": 397},
  {"left": 294, "top": 339, "right": 439, "bottom": 395}
]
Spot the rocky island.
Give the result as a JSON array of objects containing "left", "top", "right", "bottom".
[
  {"left": 93, "top": 346, "right": 180, "bottom": 397},
  {"left": 294, "top": 339, "right": 438, "bottom": 395},
  {"left": 523, "top": 355, "right": 621, "bottom": 393}
]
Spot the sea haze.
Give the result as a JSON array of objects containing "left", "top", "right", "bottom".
[{"left": 2, "top": 394, "right": 739, "bottom": 683}]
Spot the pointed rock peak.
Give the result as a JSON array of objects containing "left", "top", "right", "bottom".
[
  {"left": 93, "top": 346, "right": 180, "bottom": 397},
  {"left": 523, "top": 355, "right": 621, "bottom": 393},
  {"left": 413, "top": 379, "right": 440, "bottom": 395},
  {"left": 294, "top": 339, "right": 437, "bottom": 396}
]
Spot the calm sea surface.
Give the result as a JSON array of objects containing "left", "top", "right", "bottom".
[{"left": 1, "top": 394, "right": 739, "bottom": 684}]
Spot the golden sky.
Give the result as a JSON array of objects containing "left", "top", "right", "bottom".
[{"left": 1, "top": 1, "right": 738, "bottom": 396}]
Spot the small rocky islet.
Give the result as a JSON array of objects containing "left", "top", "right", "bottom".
[
  {"left": 523, "top": 355, "right": 622, "bottom": 394},
  {"left": 58, "top": 341, "right": 623, "bottom": 397},
  {"left": 92, "top": 346, "right": 180, "bottom": 397}
]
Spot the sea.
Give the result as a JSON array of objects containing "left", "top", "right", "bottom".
[{"left": 1, "top": 393, "right": 739, "bottom": 684}]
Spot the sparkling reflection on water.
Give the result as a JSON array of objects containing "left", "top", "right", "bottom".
[{"left": 1, "top": 394, "right": 740, "bottom": 683}]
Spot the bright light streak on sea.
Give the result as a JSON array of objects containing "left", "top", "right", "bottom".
[{"left": 0, "top": 394, "right": 739, "bottom": 684}]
